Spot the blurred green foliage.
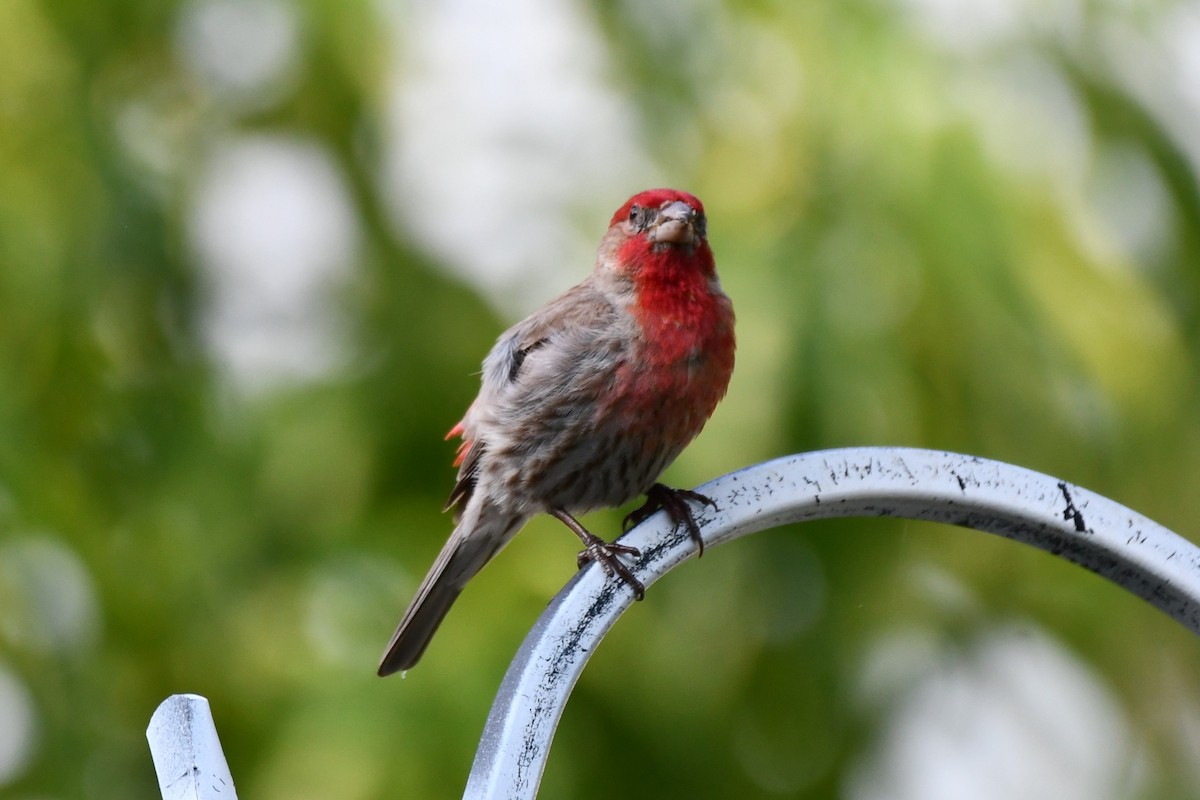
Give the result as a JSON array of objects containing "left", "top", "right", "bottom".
[{"left": 2, "top": 0, "right": 1200, "bottom": 798}]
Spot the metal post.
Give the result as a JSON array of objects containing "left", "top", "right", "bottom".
[
  {"left": 463, "top": 447, "right": 1200, "bottom": 799},
  {"left": 147, "top": 694, "right": 238, "bottom": 800},
  {"left": 145, "top": 448, "right": 1200, "bottom": 800}
]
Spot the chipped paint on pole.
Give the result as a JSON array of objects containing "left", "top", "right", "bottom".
[
  {"left": 145, "top": 448, "right": 1200, "bottom": 800},
  {"left": 147, "top": 694, "right": 238, "bottom": 800},
  {"left": 464, "top": 447, "right": 1200, "bottom": 799}
]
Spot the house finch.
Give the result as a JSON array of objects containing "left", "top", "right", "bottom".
[{"left": 378, "top": 188, "right": 736, "bottom": 676}]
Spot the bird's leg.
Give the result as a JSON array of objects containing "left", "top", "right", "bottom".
[
  {"left": 550, "top": 509, "right": 645, "bottom": 600},
  {"left": 622, "top": 483, "right": 718, "bottom": 557}
]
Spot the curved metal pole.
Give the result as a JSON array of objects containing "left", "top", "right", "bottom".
[{"left": 464, "top": 447, "right": 1200, "bottom": 799}]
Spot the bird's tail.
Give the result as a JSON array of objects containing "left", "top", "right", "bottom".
[{"left": 378, "top": 506, "right": 523, "bottom": 676}]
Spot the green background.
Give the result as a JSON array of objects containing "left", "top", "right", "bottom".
[{"left": 3, "top": 0, "right": 1200, "bottom": 797}]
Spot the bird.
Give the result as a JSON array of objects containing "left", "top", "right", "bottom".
[{"left": 378, "top": 188, "right": 736, "bottom": 676}]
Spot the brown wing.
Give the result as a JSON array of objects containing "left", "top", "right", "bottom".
[
  {"left": 440, "top": 280, "right": 628, "bottom": 516},
  {"left": 440, "top": 333, "right": 554, "bottom": 516}
]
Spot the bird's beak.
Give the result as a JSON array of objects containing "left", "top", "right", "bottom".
[{"left": 649, "top": 200, "right": 699, "bottom": 246}]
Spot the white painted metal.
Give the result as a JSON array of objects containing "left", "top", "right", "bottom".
[
  {"left": 147, "top": 694, "right": 238, "bottom": 800},
  {"left": 463, "top": 448, "right": 1200, "bottom": 799},
  {"left": 145, "top": 448, "right": 1200, "bottom": 800}
]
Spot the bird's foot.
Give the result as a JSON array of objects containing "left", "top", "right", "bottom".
[
  {"left": 552, "top": 508, "right": 645, "bottom": 600},
  {"left": 623, "top": 483, "right": 718, "bottom": 556},
  {"left": 576, "top": 535, "right": 645, "bottom": 600}
]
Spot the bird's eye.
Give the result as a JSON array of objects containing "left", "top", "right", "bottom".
[{"left": 628, "top": 205, "right": 641, "bottom": 224}]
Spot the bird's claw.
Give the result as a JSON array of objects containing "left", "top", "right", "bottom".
[
  {"left": 577, "top": 536, "right": 645, "bottom": 600},
  {"left": 623, "top": 483, "right": 717, "bottom": 556}
]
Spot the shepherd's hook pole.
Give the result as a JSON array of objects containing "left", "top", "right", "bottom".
[
  {"left": 465, "top": 447, "right": 1200, "bottom": 799},
  {"left": 145, "top": 448, "right": 1200, "bottom": 800}
]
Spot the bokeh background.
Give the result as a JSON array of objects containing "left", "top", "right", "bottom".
[{"left": 3, "top": 0, "right": 1200, "bottom": 797}]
